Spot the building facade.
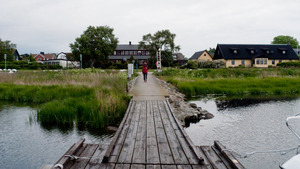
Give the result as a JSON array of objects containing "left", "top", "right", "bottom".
[
  {"left": 213, "top": 44, "right": 299, "bottom": 68},
  {"left": 189, "top": 50, "right": 213, "bottom": 61}
]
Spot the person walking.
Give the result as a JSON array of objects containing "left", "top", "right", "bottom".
[{"left": 142, "top": 62, "right": 148, "bottom": 82}]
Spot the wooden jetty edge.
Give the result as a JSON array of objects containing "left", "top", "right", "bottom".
[{"left": 45, "top": 100, "right": 244, "bottom": 169}]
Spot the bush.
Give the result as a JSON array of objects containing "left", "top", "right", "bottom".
[
  {"left": 198, "top": 60, "right": 225, "bottom": 68},
  {"left": 277, "top": 61, "right": 300, "bottom": 68}
]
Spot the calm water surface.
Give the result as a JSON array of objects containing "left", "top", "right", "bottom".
[
  {"left": 186, "top": 96, "right": 300, "bottom": 169},
  {"left": 0, "top": 103, "right": 115, "bottom": 169}
]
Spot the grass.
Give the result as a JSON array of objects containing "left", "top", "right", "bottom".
[
  {"left": 0, "top": 68, "right": 130, "bottom": 128},
  {"left": 155, "top": 68, "right": 300, "bottom": 98}
]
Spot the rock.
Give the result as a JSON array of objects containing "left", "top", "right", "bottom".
[
  {"left": 106, "top": 126, "right": 118, "bottom": 131},
  {"left": 175, "top": 101, "right": 180, "bottom": 108},
  {"left": 197, "top": 107, "right": 202, "bottom": 111},
  {"left": 190, "top": 103, "right": 197, "bottom": 108},
  {"left": 205, "top": 113, "right": 214, "bottom": 119}
]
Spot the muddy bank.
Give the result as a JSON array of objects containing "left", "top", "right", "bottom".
[{"left": 156, "top": 77, "right": 214, "bottom": 127}]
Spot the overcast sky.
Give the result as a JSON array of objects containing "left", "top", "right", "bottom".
[{"left": 1, "top": 0, "right": 299, "bottom": 58}]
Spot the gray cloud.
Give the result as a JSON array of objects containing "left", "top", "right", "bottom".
[{"left": 0, "top": 0, "right": 299, "bottom": 58}]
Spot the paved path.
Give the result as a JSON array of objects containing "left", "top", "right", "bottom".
[{"left": 128, "top": 72, "right": 169, "bottom": 101}]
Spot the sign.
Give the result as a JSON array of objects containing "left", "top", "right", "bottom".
[
  {"left": 4, "top": 54, "right": 7, "bottom": 60},
  {"left": 156, "top": 61, "right": 161, "bottom": 67}
]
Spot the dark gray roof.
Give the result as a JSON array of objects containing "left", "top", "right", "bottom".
[
  {"left": 214, "top": 44, "right": 299, "bottom": 60},
  {"left": 108, "top": 55, "right": 150, "bottom": 60},
  {"left": 173, "top": 53, "right": 185, "bottom": 60},
  {"left": 189, "top": 51, "right": 205, "bottom": 60},
  {"left": 116, "top": 44, "right": 146, "bottom": 50}
]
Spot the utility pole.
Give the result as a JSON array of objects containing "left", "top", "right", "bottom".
[
  {"left": 4, "top": 54, "right": 7, "bottom": 71},
  {"left": 80, "top": 54, "right": 82, "bottom": 69}
]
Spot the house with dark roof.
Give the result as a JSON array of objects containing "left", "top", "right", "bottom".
[
  {"left": 173, "top": 53, "right": 187, "bottom": 66},
  {"left": 213, "top": 44, "right": 299, "bottom": 68},
  {"left": 13, "top": 49, "right": 22, "bottom": 61},
  {"left": 189, "top": 50, "right": 212, "bottom": 61},
  {"left": 108, "top": 41, "right": 150, "bottom": 64}
]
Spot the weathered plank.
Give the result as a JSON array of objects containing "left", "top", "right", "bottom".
[
  {"left": 85, "top": 144, "right": 108, "bottom": 169},
  {"left": 109, "top": 101, "right": 136, "bottom": 163},
  {"left": 146, "top": 165, "right": 162, "bottom": 169},
  {"left": 54, "top": 138, "right": 85, "bottom": 169},
  {"left": 161, "top": 165, "right": 177, "bottom": 169},
  {"left": 153, "top": 100, "right": 174, "bottom": 164},
  {"left": 158, "top": 101, "right": 189, "bottom": 165},
  {"left": 146, "top": 100, "right": 160, "bottom": 164},
  {"left": 132, "top": 101, "right": 147, "bottom": 163},
  {"left": 117, "top": 102, "right": 141, "bottom": 163},
  {"left": 163, "top": 101, "right": 200, "bottom": 165},
  {"left": 115, "top": 164, "right": 130, "bottom": 169},
  {"left": 214, "top": 141, "right": 245, "bottom": 169},
  {"left": 103, "top": 100, "right": 134, "bottom": 163},
  {"left": 200, "top": 146, "right": 227, "bottom": 169},
  {"left": 131, "top": 164, "right": 146, "bottom": 169},
  {"left": 69, "top": 144, "right": 99, "bottom": 169},
  {"left": 40, "top": 165, "right": 53, "bottom": 169}
]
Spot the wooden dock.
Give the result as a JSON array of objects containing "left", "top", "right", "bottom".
[{"left": 50, "top": 100, "right": 244, "bottom": 169}]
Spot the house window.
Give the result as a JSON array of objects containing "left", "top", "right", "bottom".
[
  {"left": 251, "top": 50, "right": 254, "bottom": 54},
  {"left": 272, "top": 60, "right": 275, "bottom": 64},
  {"left": 125, "top": 51, "right": 129, "bottom": 55},
  {"left": 204, "top": 54, "right": 206, "bottom": 56},
  {"left": 38, "top": 58, "right": 41, "bottom": 61},
  {"left": 279, "top": 59, "right": 282, "bottom": 63},
  {"left": 231, "top": 60, "right": 235, "bottom": 65},
  {"left": 283, "top": 51, "right": 286, "bottom": 54},
  {"left": 264, "top": 59, "right": 267, "bottom": 64},
  {"left": 121, "top": 51, "right": 124, "bottom": 55},
  {"left": 129, "top": 51, "right": 133, "bottom": 55},
  {"left": 256, "top": 59, "right": 259, "bottom": 64},
  {"left": 260, "top": 59, "right": 263, "bottom": 64},
  {"left": 241, "top": 60, "right": 245, "bottom": 65},
  {"left": 114, "top": 51, "right": 116, "bottom": 55},
  {"left": 233, "top": 50, "right": 237, "bottom": 54},
  {"left": 146, "top": 51, "right": 150, "bottom": 55},
  {"left": 266, "top": 50, "right": 270, "bottom": 54}
]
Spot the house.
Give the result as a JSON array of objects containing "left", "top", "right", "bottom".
[
  {"left": 189, "top": 50, "right": 213, "bottom": 61},
  {"left": 173, "top": 53, "right": 187, "bottom": 66},
  {"left": 13, "top": 49, "right": 22, "bottom": 61},
  {"left": 213, "top": 44, "right": 299, "bottom": 68},
  {"left": 33, "top": 52, "right": 55, "bottom": 62},
  {"left": 42, "top": 52, "right": 79, "bottom": 68},
  {"left": 108, "top": 41, "right": 151, "bottom": 64},
  {"left": 294, "top": 49, "right": 300, "bottom": 56}
]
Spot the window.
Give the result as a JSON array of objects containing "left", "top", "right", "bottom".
[
  {"left": 133, "top": 51, "right": 137, "bottom": 55},
  {"left": 146, "top": 51, "right": 150, "bottom": 55},
  {"left": 233, "top": 50, "right": 237, "bottom": 54},
  {"left": 121, "top": 51, "right": 124, "bottom": 55},
  {"left": 38, "top": 58, "right": 41, "bottom": 61},
  {"left": 264, "top": 59, "right": 267, "bottom": 64},
  {"left": 129, "top": 51, "right": 133, "bottom": 55},
  {"left": 272, "top": 60, "right": 275, "bottom": 64},
  {"left": 283, "top": 51, "right": 286, "bottom": 54},
  {"left": 251, "top": 50, "right": 254, "bottom": 54},
  {"left": 260, "top": 59, "right": 263, "bottom": 64},
  {"left": 231, "top": 60, "right": 235, "bottom": 65},
  {"left": 279, "top": 59, "right": 282, "bottom": 63},
  {"left": 114, "top": 51, "right": 116, "bottom": 55},
  {"left": 266, "top": 50, "right": 270, "bottom": 54},
  {"left": 125, "top": 51, "right": 129, "bottom": 55},
  {"left": 241, "top": 60, "right": 245, "bottom": 65},
  {"left": 256, "top": 59, "right": 259, "bottom": 64},
  {"left": 204, "top": 54, "right": 206, "bottom": 56}
]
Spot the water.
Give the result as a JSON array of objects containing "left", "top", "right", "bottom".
[
  {"left": 0, "top": 102, "right": 115, "bottom": 169},
  {"left": 185, "top": 96, "right": 300, "bottom": 169}
]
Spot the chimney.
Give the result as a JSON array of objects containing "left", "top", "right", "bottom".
[
  {"left": 40, "top": 52, "right": 44, "bottom": 55},
  {"left": 129, "top": 41, "right": 131, "bottom": 45}
]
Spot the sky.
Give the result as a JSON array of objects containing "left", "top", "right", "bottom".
[{"left": 1, "top": 0, "right": 299, "bottom": 58}]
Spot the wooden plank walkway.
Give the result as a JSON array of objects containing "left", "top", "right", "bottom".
[{"left": 51, "top": 100, "right": 244, "bottom": 169}]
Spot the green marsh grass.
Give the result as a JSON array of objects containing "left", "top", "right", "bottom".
[
  {"left": 156, "top": 68, "right": 300, "bottom": 97},
  {"left": 0, "top": 69, "right": 130, "bottom": 128}
]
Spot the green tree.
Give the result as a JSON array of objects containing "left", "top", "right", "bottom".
[
  {"left": 0, "top": 38, "right": 16, "bottom": 62},
  {"left": 138, "top": 30, "right": 180, "bottom": 68},
  {"left": 207, "top": 47, "right": 216, "bottom": 57},
  {"left": 271, "top": 35, "right": 299, "bottom": 48},
  {"left": 69, "top": 26, "right": 119, "bottom": 68}
]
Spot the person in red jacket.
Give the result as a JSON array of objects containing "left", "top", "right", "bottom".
[{"left": 142, "top": 62, "right": 148, "bottom": 82}]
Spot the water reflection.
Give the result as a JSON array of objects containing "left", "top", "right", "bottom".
[
  {"left": 186, "top": 96, "right": 300, "bottom": 169},
  {"left": 215, "top": 95, "right": 300, "bottom": 110},
  {"left": 0, "top": 102, "right": 115, "bottom": 169}
]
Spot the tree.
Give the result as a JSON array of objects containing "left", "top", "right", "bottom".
[
  {"left": 207, "top": 47, "right": 216, "bottom": 57},
  {"left": 138, "top": 30, "right": 180, "bottom": 68},
  {"left": 0, "top": 38, "right": 16, "bottom": 62},
  {"left": 69, "top": 26, "right": 119, "bottom": 68},
  {"left": 271, "top": 35, "right": 299, "bottom": 48}
]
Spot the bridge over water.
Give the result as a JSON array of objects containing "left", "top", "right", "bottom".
[{"left": 42, "top": 73, "right": 244, "bottom": 169}]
